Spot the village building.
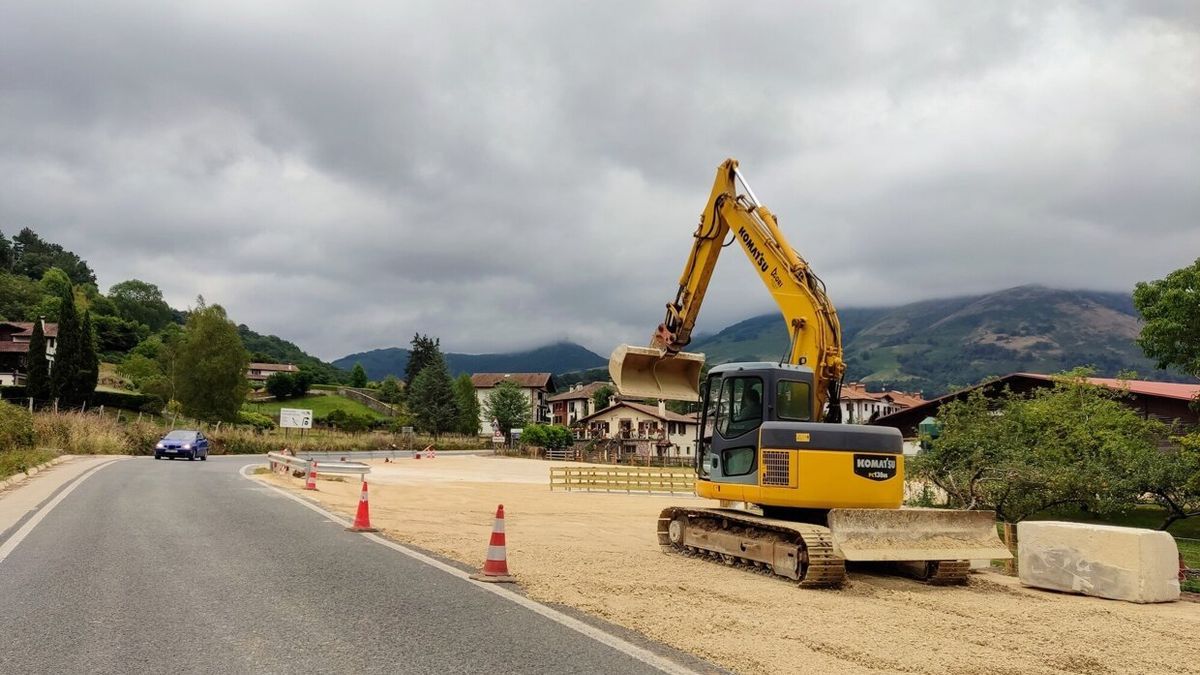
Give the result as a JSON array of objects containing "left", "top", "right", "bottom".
[
  {"left": 0, "top": 319, "right": 58, "bottom": 387},
  {"left": 471, "top": 372, "right": 556, "bottom": 434},
  {"left": 576, "top": 400, "right": 699, "bottom": 459},
  {"left": 246, "top": 362, "right": 299, "bottom": 383},
  {"left": 872, "top": 372, "right": 1200, "bottom": 450},
  {"left": 837, "top": 382, "right": 925, "bottom": 423},
  {"left": 547, "top": 381, "right": 612, "bottom": 427}
]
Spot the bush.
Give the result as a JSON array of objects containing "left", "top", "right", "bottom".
[
  {"left": 520, "top": 423, "right": 573, "bottom": 450},
  {"left": 324, "top": 409, "right": 375, "bottom": 433},
  {"left": 0, "top": 448, "right": 57, "bottom": 480},
  {"left": 0, "top": 400, "right": 36, "bottom": 450},
  {"left": 89, "top": 390, "right": 157, "bottom": 411},
  {"left": 237, "top": 410, "right": 277, "bottom": 431}
]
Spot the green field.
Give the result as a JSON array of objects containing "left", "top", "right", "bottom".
[{"left": 243, "top": 394, "right": 386, "bottom": 420}]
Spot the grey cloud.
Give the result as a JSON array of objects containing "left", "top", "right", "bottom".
[{"left": 1, "top": 1, "right": 1197, "bottom": 360}]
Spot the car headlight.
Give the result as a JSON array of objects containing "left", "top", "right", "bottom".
[
  {"left": 156, "top": 442, "right": 164, "bottom": 449},
  {"left": 182, "top": 444, "right": 191, "bottom": 450}
]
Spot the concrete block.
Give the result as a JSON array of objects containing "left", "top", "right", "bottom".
[{"left": 1018, "top": 521, "right": 1180, "bottom": 603}]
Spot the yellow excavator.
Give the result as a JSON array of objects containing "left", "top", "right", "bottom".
[{"left": 610, "top": 159, "right": 1010, "bottom": 586}]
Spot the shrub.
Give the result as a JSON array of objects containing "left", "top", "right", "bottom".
[
  {"left": 0, "top": 400, "right": 36, "bottom": 450},
  {"left": 237, "top": 410, "right": 277, "bottom": 431}
]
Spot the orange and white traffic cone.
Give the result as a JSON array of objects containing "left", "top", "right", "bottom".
[
  {"left": 470, "top": 504, "right": 515, "bottom": 583},
  {"left": 347, "top": 480, "right": 378, "bottom": 532},
  {"left": 304, "top": 460, "right": 318, "bottom": 490}
]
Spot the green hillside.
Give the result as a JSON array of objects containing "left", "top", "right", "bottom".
[
  {"left": 688, "top": 285, "right": 1188, "bottom": 396},
  {"left": 243, "top": 394, "right": 385, "bottom": 420},
  {"left": 333, "top": 341, "right": 606, "bottom": 381}
]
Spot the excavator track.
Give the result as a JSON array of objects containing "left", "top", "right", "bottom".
[{"left": 657, "top": 507, "right": 846, "bottom": 587}]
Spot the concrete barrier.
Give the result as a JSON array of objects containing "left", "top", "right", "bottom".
[{"left": 1018, "top": 521, "right": 1180, "bottom": 603}]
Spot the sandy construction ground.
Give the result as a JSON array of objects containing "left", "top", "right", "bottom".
[{"left": 258, "top": 455, "right": 1200, "bottom": 675}]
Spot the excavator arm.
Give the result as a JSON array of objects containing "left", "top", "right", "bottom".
[{"left": 612, "top": 159, "right": 845, "bottom": 421}]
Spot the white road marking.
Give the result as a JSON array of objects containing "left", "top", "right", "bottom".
[
  {"left": 0, "top": 458, "right": 124, "bottom": 565},
  {"left": 240, "top": 464, "right": 703, "bottom": 675}
]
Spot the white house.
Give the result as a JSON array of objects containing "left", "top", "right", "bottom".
[
  {"left": 471, "top": 372, "right": 556, "bottom": 434},
  {"left": 547, "top": 381, "right": 612, "bottom": 427},
  {"left": 0, "top": 319, "right": 58, "bottom": 387},
  {"left": 838, "top": 382, "right": 924, "bottom": 424},
  {"left": 576, "top": 400, "right": 699, "bottom": 459}
]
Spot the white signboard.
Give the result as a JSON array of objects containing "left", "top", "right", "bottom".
[{"left": 280, "top": 408, "right": 313, "bottom": 429}]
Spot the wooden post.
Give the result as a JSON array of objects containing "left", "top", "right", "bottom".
[
  {"left": 28, "top": 397, "right": 33, "bottom": 413},
  {"left": 81, "top": 401, "right": 87, "bottom": 414},
  {"left": 98, "top": 404, "right": 104, "bottom": 417},
  {"left": 137, "top": 411, "right": 143, "bottom": 423},
  {"left": 1003, "top": 522, "right": 1018, "bottom": 575},
  {"left": 53, "top": 398, "right": 58, "bottom": 414}
]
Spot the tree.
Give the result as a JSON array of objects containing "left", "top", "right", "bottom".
[
  {"left": 911, "top": 371, "right": 1166, "bottom": 525},
  {"left": 453, "top": 373, "right": 482, "bottom": 435},
  {"left": 92, "top": 314, "right": 148, "bottom": 355},
  {"left": 592, "top": 384, "right": 615, "bottom": 413},
  {"left": 1136, "top": 431, "right": 1200, "bottom": 529},
  {"left": 350, "top": 362, "right": 368, "bottom": 388},
  {"left": 0, "top": 272, "right": 42, "bottom": 321},
  {"left": 485, "top": 380, "right": 530, "bottom": 440},
  {"left": 408, "top": 354, "right": 459, "bottom": 437},
  {"left": 405, "top": 333, "right": 441, "bottom": 384},
  {"left": 10, "top": 228, "right": 96, "bottom": 285},
  {"left": 24, "top": 320, "right": 50, "bottom": 402},
  {"left": 49, "top": 286, "right": 85, "bottom": 407},
  {"left": 174, "top": 300, "right": 250, "bottom": 421},
  {"left": 77, "top": 310, "right": 100, "bottom": 400},
  {"left": 108, "top": 279, "right": 174, "bottom": 332},
  {"left": 265, "top": 372, "right": 297, "bottom": 400},
  {"left": 293, "top": 371, "right": 313, "bottom": 397},
  {"left": 521, "top": 423, "right": 573, "bottom": 450},
  {"left": 378, "top": 375, "right": 403, "bottom": 405},
  {"left": 1134, "top": 258, "right": 1200, "bottom": 381}
]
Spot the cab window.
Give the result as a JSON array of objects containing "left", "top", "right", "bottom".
[
  {"left": 776, "top": 380, "right": 812, "bottom": 421},
  {"left": 717, "top": 376, "right": 763, "bottom": 438}
]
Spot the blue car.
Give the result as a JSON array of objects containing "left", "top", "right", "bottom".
[{"left": 154, "top": 430, "right": 210, "bottom": 461}]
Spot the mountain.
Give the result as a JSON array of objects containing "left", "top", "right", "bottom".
[
  {"left": 688, "top": 285, "right": 1188, "bottom": 397},
  {"left": 332, "top": 341, "right": 607, "bottom": 381},
  {"left": 237, "top": 325, "right": 346, "bottom": 383}
]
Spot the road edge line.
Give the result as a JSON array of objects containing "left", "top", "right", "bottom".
[
  {"left": 0, "top": 457, "right": 125, "bottom": 565},
  {"left": 240, "top": 463, "right": 702, "bottom": 675}
]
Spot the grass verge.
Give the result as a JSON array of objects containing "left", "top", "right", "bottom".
[{"left": 0, "top": 448, "right": 58, "bottom": 481}]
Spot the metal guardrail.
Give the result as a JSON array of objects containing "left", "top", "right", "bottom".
[
  {"left": 266, "top": 452, "right": 371, "bottom": 477},
  {"left": 549, "top": 466, "right": 695, "bottom": 494}
]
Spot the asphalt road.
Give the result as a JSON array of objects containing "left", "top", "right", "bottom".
[{"left": 0, "top": 456, "right": 703, "bottom": 674}]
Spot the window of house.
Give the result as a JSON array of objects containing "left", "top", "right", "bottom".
[{"left": 716, "top": 376, "right": 763, "bottom": 438}]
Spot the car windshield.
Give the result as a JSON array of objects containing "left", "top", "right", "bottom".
[{"left": 164, "top": 431, "right": 196, "bottom": 440}]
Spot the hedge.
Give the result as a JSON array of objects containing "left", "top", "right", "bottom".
[{"left": 0, "top": 386, "right": 157, "bottom": 412}]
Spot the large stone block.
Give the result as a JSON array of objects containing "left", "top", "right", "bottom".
[{"left": 1018, "top": 521, "right": 1180, "bottom": 603}]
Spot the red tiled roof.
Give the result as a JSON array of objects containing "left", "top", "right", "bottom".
[
  {"left": 470, "top": 373, "right": 553, "bottom": 389},
  {"left": 0, "top": 321, "right": 58, "bottom": 338},
  {"left": 578, "top": 400, "right": 696, "bottom": 425},
  {"left": 1016, "top": 373, "right": 1200, "bottom": 402},
  {"left": 248, "top": 363, "right": 298, "bottom": 372},
  {"left": 0, "top": 342, "right": 29, "bottom": 353},
  {"left": 547, "top": 381, "right": 611, "bottom": 402}
]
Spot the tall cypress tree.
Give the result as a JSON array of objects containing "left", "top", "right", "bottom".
[
  {"left": 405, "top": 333, "right": 441, "bottom": 384},
  {"left": 25, "top": 320, "right": 50, "bottom": 402},
  {"left": 50, "top": 287, "right": 82, "bottom": 407},
  {"left": 77, "top": 310, "right": 99, "bottom": 403}
]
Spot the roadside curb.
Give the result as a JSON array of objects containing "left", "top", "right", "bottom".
[{"left": 0, "top": 455, "right": 69, "bottom": 493}]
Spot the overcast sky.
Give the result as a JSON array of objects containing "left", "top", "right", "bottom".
[{"left": 2, "top": 1, "right": 1197, "bottom": 360}]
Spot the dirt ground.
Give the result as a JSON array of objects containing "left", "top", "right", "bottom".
[{"left": 259, "top": 455, "right": 1200, "bottom": 675}]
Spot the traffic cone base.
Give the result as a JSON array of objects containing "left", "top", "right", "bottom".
[
  {"left": 347, "top": 480, "right": 378, "bottom": 532},
  {"left": 304, "top": 461, "right": 318, "bottom": 490},
  {"left": 471, "top": 504, "right": 515, "bottom": 583}
]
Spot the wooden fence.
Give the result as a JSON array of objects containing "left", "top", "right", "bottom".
[{"left": 549, "top": 466, "right": 696, "bottom": 494}]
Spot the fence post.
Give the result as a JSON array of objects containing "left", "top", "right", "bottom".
[
  {"left": 28, "top": 397, "right": 33, "bottom": 413},
  {"left": 98, "top": 404, "right": 104, "bottom": 417},
  {"left": 53, "top": 398, "right": 58, "bottom": 414},
  {"left": 137, "top": 411, "right": 143, "bottom": 423}
]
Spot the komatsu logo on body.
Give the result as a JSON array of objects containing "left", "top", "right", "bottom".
[
  {"left": 853, "top": 454, "right": 897, "bottom": 481},
  {"left": 737, "top": 226, "right": 769, "bottom": 272}
]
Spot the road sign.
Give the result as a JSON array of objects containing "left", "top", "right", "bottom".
[{"left": 280, "top": 408, "right": 313, "bottom": 429}]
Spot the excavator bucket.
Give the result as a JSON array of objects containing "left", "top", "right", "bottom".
[
  {"left": 608, "top": 345, "right": 705, "bottom": 401},
  {"left": 827, "top": 508, "right": 1011, "bottom": 562}
]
